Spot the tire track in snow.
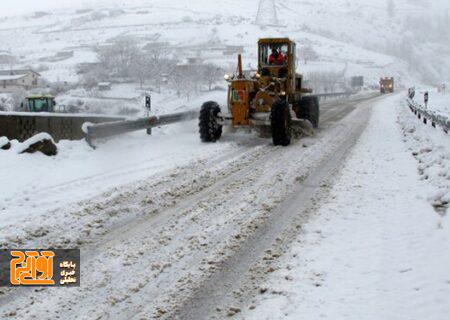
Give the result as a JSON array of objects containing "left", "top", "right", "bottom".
[{"left": 169, "top": 95, "right": 381, "bottom": 319}]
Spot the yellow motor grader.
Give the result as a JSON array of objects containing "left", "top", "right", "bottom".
[{"left": 199, "top": 38, "right": 319, "bottom": 146}]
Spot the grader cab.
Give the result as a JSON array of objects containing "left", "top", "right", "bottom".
[{"left": 199, "top": 38, "right": 319, "bottom": 146}]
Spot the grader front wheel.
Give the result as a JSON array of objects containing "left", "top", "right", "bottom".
[
  {"left": 271, "top": 100, "right": 292, "bottom": 146},
  {"left": 199, "top": 101, "right": 223, "bottom": 142}
]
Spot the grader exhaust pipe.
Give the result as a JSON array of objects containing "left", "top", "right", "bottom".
[{"left": 237, "top": 54, "right": 243, "bottom": 79}]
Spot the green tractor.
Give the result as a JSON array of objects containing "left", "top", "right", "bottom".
[{"left": 22, "top": 95, "right": 56, "bottom": 113}]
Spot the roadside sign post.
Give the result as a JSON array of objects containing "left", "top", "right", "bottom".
[{"left": 145, "top": 94, "right": 152, "bottom": 135}]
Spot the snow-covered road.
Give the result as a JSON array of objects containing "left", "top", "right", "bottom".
[
  {"left": 0, "top": 93, "right": 386, "bottom": 319},
  {"left": 2, "top": 92, "right": 447, "bottom": 320}
]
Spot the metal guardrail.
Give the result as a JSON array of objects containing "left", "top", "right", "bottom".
[
  {"left": 315, "top": 92, "right": 352, "bottom": 100},
  {"left": 84, "top": 110, "right": 199, "bottom": 147},
  {"left": 406, "top": 98, "right": 449, "bottom": 134},
  {"left": 0, "top": 112, "right": 124, "bottom": 142}
]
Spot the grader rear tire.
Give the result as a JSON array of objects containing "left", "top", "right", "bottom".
[
  {"left": 199, "top": 101, "right": 222, "bottom": 142},
  {"left": 271, "top": 100, "right": 291, "bottom": 146}
]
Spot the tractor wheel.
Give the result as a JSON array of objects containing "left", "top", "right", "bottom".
[
  {"left": 271, "top": 100, "right": 291, "bottom": 146},
  {"left": 296, "top": 96, "right": 320, "bottom": 128},
  {"left": 199, "top": 101, "right": 222, "bottom": 143}
]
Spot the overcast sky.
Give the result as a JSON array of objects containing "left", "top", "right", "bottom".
[{"left": 0, "top": 0, "right": 122, "bottom": 16}]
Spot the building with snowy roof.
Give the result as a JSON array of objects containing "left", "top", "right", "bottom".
[{"left": 0, "top": 69, "right": 40, "bottom": 93}]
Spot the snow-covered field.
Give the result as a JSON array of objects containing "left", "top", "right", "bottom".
[{"left": 243, "top": 94, "right": 450, "bottom": 320}]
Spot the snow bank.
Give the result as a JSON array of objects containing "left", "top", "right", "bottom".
[
  {"left": 15, "top": 132, "right": 54, "bottom": 150},
  {"left": 0, "top": 94, "right": 14, "bottom": 112},
  {"left": 15, "top": 132, "right": 58, "bottom": 156},
  {"left": 0, "top": 119, "right": 235, "bottom": 224},
  {"left": 81, "top": 122, "right": 94, "bottom": 134},
  {"left": 398, "top": 100, "right": 450, "bottom": 214},
  {"left": 0, "top": 136, "right": 9, "bottom": 145},
  {"left": 0, "top": 136, "right": 10, "bottom": 149},
  {"left": 428, "top": 90, "right": 450, "bottom": 117}
]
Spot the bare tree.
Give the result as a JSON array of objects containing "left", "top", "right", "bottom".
[
  {"left": 169, "top": 64, "right": 202, "bottom": 101},
  {"left": 322, "top": 71, "right": 343, "bottom": 93},
  {"left": 298, "top": 45, "right": 319, "bottom": 65},
  {"left": 130, "top": 52, "right": 152, "bottom": 89},
  {"left": 146, "top": 48, "right": 175, "bottom": 93},
  {"left": 128, "top": 46, "right": 178, "bottom": 92},
  {"left": 89, "top": 37, "right": 223, "bottom": 100},
  {"left": 97, "top": 36, "right": 140, "bottom": 78},
  {"left": 305, "top": 71, "right": 344, "bottom": 93},
  {"left": 201, "top": 63, "right": 223, "bottom": 91}
]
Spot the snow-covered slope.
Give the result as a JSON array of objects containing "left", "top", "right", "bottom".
[{"left": 0, "top": 0, "right": 448, "bottom": 86}]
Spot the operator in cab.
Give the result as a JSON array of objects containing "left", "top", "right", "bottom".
[{"left": 269, "top": 48, "right": 285, "bottom": 65}]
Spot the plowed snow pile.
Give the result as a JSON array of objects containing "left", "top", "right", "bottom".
[{"left": 400, "top": 90, "right": 450, "bottom": 213}]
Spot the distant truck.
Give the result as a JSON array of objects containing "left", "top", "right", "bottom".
[{"left": 380, "top": 77, "right": 394, "bottom": 94}]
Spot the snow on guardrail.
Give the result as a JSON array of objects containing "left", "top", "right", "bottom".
[{"left": 406, "top": 94, "right": 450, "bottom": 134}]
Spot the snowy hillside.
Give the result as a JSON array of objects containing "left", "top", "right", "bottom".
[{"left": 0, "top": 0, "right": 448, "bottom": 89}]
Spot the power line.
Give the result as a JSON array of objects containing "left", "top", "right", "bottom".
[{"left": 255, "top": 0, "right": 279, "bottom": 27}]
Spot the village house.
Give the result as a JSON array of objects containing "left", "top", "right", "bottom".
[
  {"left": 0, "top": 51, "right": 16, "bottom": 65},
  {"left": 0, "top": 69, "right": 40, "bottom": 93}
]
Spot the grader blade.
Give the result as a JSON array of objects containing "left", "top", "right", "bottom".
[{"left": 291, "top": 119, "right": 315, "bottom": 137}]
